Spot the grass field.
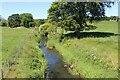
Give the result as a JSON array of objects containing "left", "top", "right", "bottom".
[
  {"left": 46, "top": 21, "right": 118, "bottom": 78},
  {"left": 2, "top": 27, "right": 30, "bottom": 62},
  {"left": 1, "top": 27, "right": 46, "bottom": 78},
  {"left": 2, "top": 27, "right": 30, "bottom": 78},
  {"left": 1, "top": 21, "right": 118, "bottom": 78},
  {"left": 0, "top": 27, "right": 2, "bottom": 79},
  {"left": 88, "top": 21, "right": 118, "bottom": 34}
]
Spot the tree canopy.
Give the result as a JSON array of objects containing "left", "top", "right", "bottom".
[
  {"left": 48, "top": 2, "right": 114, "bottom": 32},
  {"left": 20, "top": 13, "right": 34, "bottom": 28},
  {"left": 8, "top": 14, "right": 21, "bottom": 28}
]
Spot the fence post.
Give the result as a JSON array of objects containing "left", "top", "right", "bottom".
[
  {"left": 8, "top": 61, "right": 12, "bottom": 71},
  {"left": 1, "top": 69, "right": 4, "bottom": 80}
]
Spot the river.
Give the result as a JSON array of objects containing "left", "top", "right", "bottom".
[{"left": 39, "top": 42, "right": 78, "bottom": 79}]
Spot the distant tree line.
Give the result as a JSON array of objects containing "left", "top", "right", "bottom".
[
  {"left": 0, "top": 13, "right": 46, "bottom": 28},
  {"left": 101, "top": 16, "right": 119, "bottom": 21}
]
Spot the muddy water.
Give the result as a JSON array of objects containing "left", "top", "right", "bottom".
[{"left": 39, "top": 42, "right": 76, "bottom": 78}]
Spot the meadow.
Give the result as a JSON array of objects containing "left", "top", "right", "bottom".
[
  {"left": 46, "top": 21, "right": 118, "bottom": 78},
  {"left": 2, "top": 27, "right": 30, "bottom": 78},
  {"left": 1, "top": 27, "right": 46, "bottom": 78},
  {"left": 2, "top": 27, "right": 30, "bottom": 63},
  {"left": 1, "top": 21, "right": 118, "bottom": 78}
]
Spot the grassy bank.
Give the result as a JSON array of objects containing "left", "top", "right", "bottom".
[
  {"left": 2, "top": 27, "right": 47, "bottom": 78},
  {"left": 2, "top": 27, "right": 30, "bottom": 62},
  {"left": 46, "top": 21, "right": 118, "bottom": 78},
  {"left": 2, "top": 27, "right": 30, "bottom": 78}
]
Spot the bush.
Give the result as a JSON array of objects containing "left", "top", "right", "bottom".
[
  {"left": 39, "top": 23, "right": 64, "bottom": 42},
  {"left": 39, "top": 23, "right": 50, "bottom": 35},
  {"left": 0, "top": 20, "right": 7, "bottom": 26},
  {"left": 29, "top": 22, "right": 36, "bottom": 27},
  {"left": 39, "top": 23, "right": 57, "bottom": 35},
  {"left": 34, "top": 19, "right": 46, "bottom": 27}
]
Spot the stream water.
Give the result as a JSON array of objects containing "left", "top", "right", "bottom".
[{"left": 39, "top": 42, "right": 76, "bottom": 79}]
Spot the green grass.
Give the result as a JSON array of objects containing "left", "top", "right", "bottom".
[
  {"left": 46, "top": 21, "right": 118, "bottom": 78},
  {"left": 1, "top": 27, "right": 30, "bottom": 78},
  {"left": 2, "top": 27, "right": 30, "bottom": 62},
  {"left": 87, "top": 21, "right": 118, "bottom": 34},
  {"left": 0, "top": 27, "right": 2, "bottom": 79},
  {"left": 1, "top": 27, "right": 46, "bottom": 78}
]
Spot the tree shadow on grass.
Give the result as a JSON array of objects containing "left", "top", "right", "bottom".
[{"left": 64, "top": 32, "right": 119, "bottom": 39}]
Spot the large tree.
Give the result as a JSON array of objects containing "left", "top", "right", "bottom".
[
  {"left": 20, "top": 13, "right": 33, "bottom": 28},
  {"left": 48, "top": 2, "right": 114, "bottom": 32},
  {"left": 8, "top": 14, "right": 21, "bottom": 28}
]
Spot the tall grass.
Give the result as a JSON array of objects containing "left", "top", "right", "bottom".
[
  {"left": 0, "top": 27, "right": 2, "bottom": 79},
  {"left": 2, "top": 27, "right": 47, "bottom": 78},
  {"left": 2, "top": 27, "right": 30, "bottom": 78},
  {"left": 5, "top": 28, "right": 47, "bottom": 78},
  {"left": 2, "top": 27, "right": 30, "bottom": 62},
  {"left": 46, "top": 21, "right": 118, "bottom": 78}
]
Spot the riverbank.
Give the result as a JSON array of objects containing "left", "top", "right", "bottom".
[
  {"left": 46, "top": 21, "right": 118, "bottom": 78},
  {"left": 40, "top": 42, "right": 81, "bottom": 78},
  {"left": 3, "top": 27, "right": 47, "bottom": 78},
  {"left": 2, "top": 27, "right": 30, "bottom": 78}
]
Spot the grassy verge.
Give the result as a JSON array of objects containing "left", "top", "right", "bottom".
[
  {"left": 2, "top": 27, "right": 30, "bottom": 62},
  {"left": 2, "top": 27, "right": 47, "bottom": 78},
  {"left": 46, "top": 21, "right": 118, "bottom": 78},
  {"left": 0, "top": 27, "right": 2, "bottom": 79},
  {"left": 2, "top": 27, "right": 30, "bottom": 78}
]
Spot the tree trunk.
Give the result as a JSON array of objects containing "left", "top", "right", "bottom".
[{"left": 75, "top": 30, "right": 80, "bottom": 38}]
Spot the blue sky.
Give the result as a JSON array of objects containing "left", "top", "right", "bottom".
[{"left": 0, "top": 2, "right": 118, "bottom": 19}]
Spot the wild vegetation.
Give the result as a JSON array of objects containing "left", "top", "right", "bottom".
[
  {"left": 48, "top": 2, "right": 114, "bottom": 32},
  {"left": 2, "top": 27, "right": 29, "bottom": 78},
  {"left": 2, "top": 27, "right": 30, "bottom": 65},
  {"left": 43, "top": 21, "right": 118, "bottom": 78},
  {"left": 0, "top": 13, "right": 45, "bottom": 28},
  {"left": 1, "top": 27, "right": 47, "bottom": 78},
  {"left": 38, "top": 2, "right": 118, "bottom": 78},
  {"left": 8, "top": 14, "right": 21, "bottom": 28},
  {"left": 0, "top": 20, "right": 7, "bottom": 27},
  {"left": 20, "top": 13, "right": 34, "bottom": 28},
  {"left": 1, "top": 1, "right": 119, "bottom": 79}
]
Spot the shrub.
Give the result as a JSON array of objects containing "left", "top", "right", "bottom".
[
  {"left": 0, "top": 20, "right": 7, "bottom": 26},
  {"left": 29, "top": 22, "right": 36, "bottom": 27},
  {"left": 39, "top": 23, "right": 64, "bottom": 42},
  {"left": 34, "top": 19, "right": 46, "bottom": 27}
]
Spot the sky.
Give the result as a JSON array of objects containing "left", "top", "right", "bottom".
[{"left": 0, "top": 2, "right": 119, "bottom": 19}]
